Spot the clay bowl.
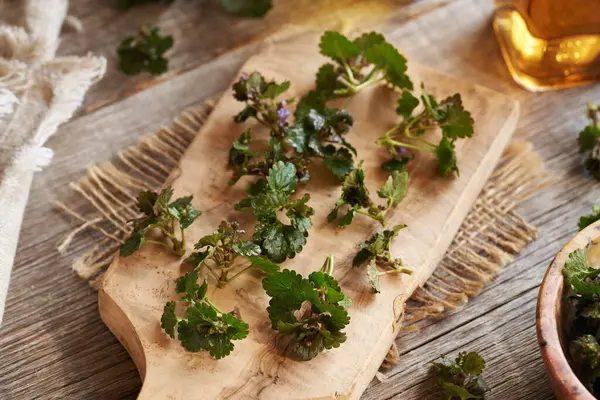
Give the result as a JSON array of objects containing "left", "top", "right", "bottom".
[{"left": 537, "top": 220, "right": 600, "bottom": 400}]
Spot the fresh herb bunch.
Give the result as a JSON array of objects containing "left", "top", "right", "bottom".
[
  {"left": 118, "top": 0, "right": 174, "bottom": 9},
  {"left": 184, "top": 220, "right": 280, "bottom": 287},
  {"left": 229, "top": 72, "right": 310, "bottom": 183},
  {"left": 328, "top": 164, "right": 408, "bottom": 228},
  {"left": 563, "top": 247, "right": 600, "bottom": 391},
  {"left": 376, "top": 84, "right": 474, "bottom": 178},
  {"left": 306, "top": 31, "right": 412, "bottom": 102},
  {"left": 579, "top": 205, "right": 600, "bottom": 231},
  {"left": 161, "top": 274, "right": 249, "bottom": 359},
  {"left": 262, "top": 254, "right": 352, "bottom": 361},
  {"left": 221, "top": 0, "right": 272, "bottom": 17},
  {"left": 229, "top": 71, "right": 356, "bottom": 183},
  {"left": 352, "top": 224, "right": 412, "bottom": 293},
  {"left": 578, "top": 103, "right": 600, "bottom": 180},
  {"left": 570, "top": 335, "right": 600, "bottom": 389},
  {"left": 235, "top": 161, "right": 315, "bottom": 263},
  {"left": 431, "top": 351, "right": 488, "bottom": 400},
  {"left": 563, "top": 249, "right": 600, "bottom": 304},
  {"left": 120, "top": 186, "right": 201, "bottom": 257},
  {"left": 117, "top": 24, "right": 173, "bottom": 76}
]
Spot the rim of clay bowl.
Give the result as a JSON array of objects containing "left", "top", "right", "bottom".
[{"left": 537, "top": 220, "right": 600, "bottom": 400}]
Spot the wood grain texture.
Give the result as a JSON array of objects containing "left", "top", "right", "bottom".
[
  {"left": 60, "top": 0, "right": 439, "bottom": 113},
  {"left": 99, "top": 31, "right": 517, "bottom": 400},
  {"left": 0, "top": 0, "right": 597, "bottom": 399}
]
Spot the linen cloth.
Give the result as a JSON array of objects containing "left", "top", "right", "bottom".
[{"left": 0, "top": 0, "right": 106, "bottom": 324}]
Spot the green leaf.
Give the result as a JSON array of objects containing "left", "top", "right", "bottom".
[
  {"left": 248, "top": 256, "right": 280, "bottom": 274},
  {"left": 185, "top": 249, "right": 211, "bottom": 266},
  {"left": 285, "top": 125, "right": 307, "bottom": 153},
  {"left": 579, "top": 125, "right": 600, "bottom": 153},
  {"left": 563, "top": 248, "right": 600, "bottom": 299},
  {"left": 221, "top": 313, "right": 249, "bottom": 341},
  {"left": 324, "top": 148, "right": 354, "bottom": 180},
  {"left": 377, "top": 170, "right": 409, "bottom": 208},
  {"left": 179, "top": 206, "right": 201, "bottom": 229},
  {"left": 440, "top": 94, "right": 475, "bottom": 140},
  {"left": 353, "top": 248, "right": 373, "bottom": 267},
  {"left": 319, "top": 31, "right": 361, "bottom": 64},
  {"left": 365, "top": 42, "right": 412, "bottom": 90},
  {"left": 262, "top": 264, "right": 350, "bottom": 361},
  {"left": 120, "top": 231, "right": 145, "bottom": 257},
  {"left": 220, "top": 0, "right": 272, "bottom": 17},
  {"left": 367, "top": 263, "right": 381, "bottom": 293},
  {"left": 233, "top": 106, "right": 258, "bottom": 124},
  {"left": 439, "top": 382, "right": 481, "bottom": 400},
  {"left": 175, "top": 270, "right": 201, "bottom": 297},
  {"left": 262, "top": 224, "right": 306, "bottom": 263},
  {"left": 263, "top": 269, "right": 314, "bottom": 304},
  {"left": 286, "top": 193, "right": 315, "bottom": 234},
  {"left": 267, "top": 161, "right": 297, "bottom": 194},
  {"left": 340, "top": 166, "right": 370, "bottom": 207},
  {"left": 435, "top": 135, "right": 459, "bottom": 178},
  {"left": 315, "top": 63, "right": 342, "bottom": 97},
  {"left": 295, "top": 90, "right": 328, "bottom": 121},
  {"left": 261, "top": 80, "right": 291, "bottom": 99},
  {"left": 136, "top": 190, "right": 158, "bottom": 214},
  {"left": 250, "top": 191, "right": 289, "bottom": 217},
  {"left": 232, "top": 240, "right": 261, "bottom": 256},
  {"left": 396, "top": 90, "right": 419, "bottom": 119},
  {"left": 381, "top": 156, "right": 412, "bottom": 171},
  {"left": 581, "top": 302, "right": 600, "bottom": 319},
  {"left": 117, "top": 24, "right": 173, "bottom": 76},
  {"left": 339, "top": 207, "right": 356, "bottom": 228},
  {"left": 175, "top": 273, "right": 207, "bottom": 302},
  {"left": 459, "top": 352, "right": 486, "bottom": 375},
  {"left": 161, "top": 301, "right": 178, "bottom": 339},
  {"left": 353, "top": 31, "right": 386, "bottom": 52},
  {"left": 153, "top": 186, "right": 174, "bottom": 216},
  {"left": 579, "top": 205, "right": 600, "bottom": 230},
  {"left": 569, "top": 334, "right": 600, "bottom": 385},
  {"left": 169, "top": 195, "right": 192, "bottom": 210},
  {"left": 176, "top": 302, "right": 248, "bottom": 359},
  {"left": 432, "top": 351, "right": 488, "bottom": 400},
  {"left": 337, "top": 295, "right": 353, "bottom": 310}
]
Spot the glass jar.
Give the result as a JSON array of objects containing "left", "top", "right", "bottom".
[{"left": 493, "top": 0, "right": 600, "bottom": 91}]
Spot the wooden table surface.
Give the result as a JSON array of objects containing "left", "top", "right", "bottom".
[{"left": 0, "top": 0, "right": 595, "bottom": 398}]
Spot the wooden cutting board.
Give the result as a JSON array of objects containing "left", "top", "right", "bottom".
[{"left": 98, "top": 31, "right": 519, "bottom": 400}]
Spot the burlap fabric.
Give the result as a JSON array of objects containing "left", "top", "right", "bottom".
[
  {"left": 57, "top": 102, "right": 551, "bottom": 367},
  {"left": 0, "top": 0, "right": 106, "bottom": 324}
]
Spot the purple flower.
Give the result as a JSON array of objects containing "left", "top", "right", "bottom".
[
  {"left": 396, "top": 147, "right": 409, "bottom": 158},
  {"left": 240, "top": 72, "right": 248, "bottom": 80},
  {"left": 277, "top": 106, "right": 291, "bottom": 126}
]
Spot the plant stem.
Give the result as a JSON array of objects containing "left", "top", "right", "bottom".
[
  {"left": 145, "top": 239, "right": 172, "bottom": 249},
  {"left": 204, "top": 298, "right": 222, "bottom": 314},
  {"left": 385, "top": 267, "right": 413, "bottom": 276},
  {"left": 205, "top": 264, "right": 220, "bottom": 282},
  {"left": 355, "top": 209, "right": 386, "bottom": 226},
  {"left": 350, "top": 74, "right": 383, "bottom": 94},
  {"left": 376, "top": 137, "right": 430, "bottom": 153},
  {"left": 343, "top": 62, "right": 359, "bottom": 85},
  {"left": 320, "top": 254, "right": 335, "bottom": 275},
  {"left": 223, "top": 265, "right": 254, "bottom": 285}
]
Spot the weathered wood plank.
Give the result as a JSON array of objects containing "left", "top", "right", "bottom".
[
  {"left": 60, "top": 0, "right": 444, "bottom": 112},
  {"left": 0, "top": 0, "right": 597, "bottom": 399}
]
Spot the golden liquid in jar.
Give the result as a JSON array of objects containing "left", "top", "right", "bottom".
[{"left": 493, "top": 0, "right": 600, "bottom": 91}]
